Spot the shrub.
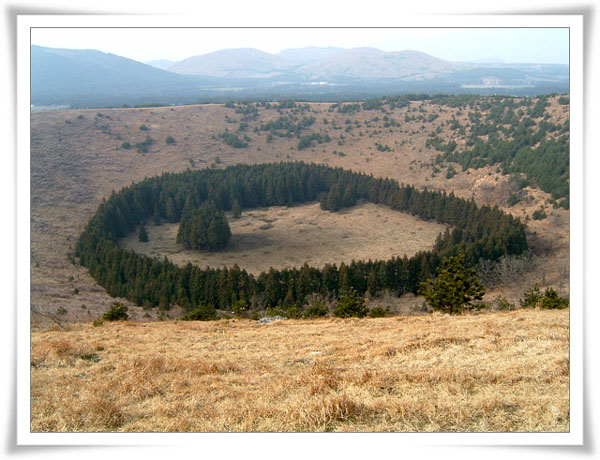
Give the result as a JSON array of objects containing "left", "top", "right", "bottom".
[
  {"left": 92, "top": 319, "right": 104, "bottom": 327},
  {"left": 541, "top": 288, "right": 569, "bottom": 309},
  {"left": 368, "top": 306, "right": 391, "bottom": 318},
  {"left": 507, "top": 193, "right": 521, "bottom": 207},
  {"left": 102, "top": 302, "right": 129, "bottom": 321},
  {"left": 334, "top": 288, "right": 368, "bottom": 318},
  {"left": 520, "top": 284, "right": 542, "bottom": 308},
  {"left": 139, "top": 124, "right": 149, "bottom": 131},
  {"left": 285, "top": 304, "right": 303, "bottom": 319},
  {"left": 532, "top": 208, "right": 547, "bottom": 220},
  {"left": 491, "top": 295, "right": 516, "bottom": 311},
  {"left": 232, "top": 299, "right": 249, "bottom": 318},
  {"left": 445, "top": 165, "right": 457, "bottom": 179},
  {"left": 219, "top": 131, "right": 248, "bottom": 148},
  {"left": 165, "top": 135, "right": 175, "bottom": 145},
  {"left": 180, "top": 302, "right": 217, "bottom": 321},
  {"left": 304, "top": 300, "right": 328, "bottom": 319},
  {"left": 121, "top": 141, "right": 131, "bottom": 150}
]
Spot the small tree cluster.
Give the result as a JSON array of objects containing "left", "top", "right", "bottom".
[
  {"left": 520, "top": 285, "right": 569, "bottom": 309},
  {"left": 177, "top": 203, "right": 231, "bottom": 251}
]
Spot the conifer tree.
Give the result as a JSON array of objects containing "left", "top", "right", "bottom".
[
  {"left": 138, "top": 222, "right": 149, "bottom": 242},
  {"left": 419, "top": 254, "right": 485, "bottom": 314},
  {"left": 231, "top": 199, "right": 242, "bottom": 218}
]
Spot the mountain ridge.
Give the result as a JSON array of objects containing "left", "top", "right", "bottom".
[{"left": 30, "top": 44, "right": 569, "bottom": 108}]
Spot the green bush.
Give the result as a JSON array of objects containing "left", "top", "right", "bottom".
[
  {"left": 232, "top": 299, "right": 249, "bottom": 318},
  {"left": 541, "top": 288, "right": 569, "bottom": 309},
  {"left": 102, "top": 302, "right": 129, "bottom": 321},
  {"left": 507, "top": 193, "right": 521, "bottom": 207},
  {"left": 368, "top": 306, "right": 391, "bottom": 318},
  {"left": 180, "top": 302, "right": 217, "bottom": 321},
  {"left": 121, "top": 141, "right": 131, "bottom": 150},
  {"left": 303, "top": 300, "right": 328, "bottom": 319},
  {"left": 165, "top": 135, "right": 175, "bottom": 145},
  {"left": 520, "top": 284, "right": 542, "bottom": 308},
  {"left": 285, "top": 304, "right": 303, "bottom": 319},
  {"left": 492, "top": 295, "right": 516, "bottom": 311},
  {"left": 334, "top": 288, "right": 368, "bottom": 318},
  {"left": 532, "top": 208, "right": 547, "bottom": 220}
]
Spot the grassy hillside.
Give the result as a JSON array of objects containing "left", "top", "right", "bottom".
[
  {"left": 30, "top": 95, "right": 569, "bottom": 323},
  {"left": 30, "top": 308, "right": 569, "bottom": 432}
]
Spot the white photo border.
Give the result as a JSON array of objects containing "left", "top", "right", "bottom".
[{"left": 17, "top": 14, "right": 584, "bottom": 447}]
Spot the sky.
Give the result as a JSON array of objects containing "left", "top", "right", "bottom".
[{"left": 30, "top": 27, "right": 569, "bottom": 65}]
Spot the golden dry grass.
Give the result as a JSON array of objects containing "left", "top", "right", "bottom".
[{"left": 31, "top": 308, "right": 569, "bottom": 432}]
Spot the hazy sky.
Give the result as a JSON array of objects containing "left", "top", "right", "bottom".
[{"left": 31, "top": 27, "right": 569, "bottom": 65}]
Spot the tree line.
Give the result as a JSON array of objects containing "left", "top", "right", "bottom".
[{"left": 75, "top": 162, "right": 527, "bottom": 312}]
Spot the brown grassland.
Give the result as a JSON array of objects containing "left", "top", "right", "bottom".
[
  {"left": 31, "top": 308, "right": 569, "bottom": 432},
  {"left": 30, "top": 96, "right": 570, "bottom": 432}
]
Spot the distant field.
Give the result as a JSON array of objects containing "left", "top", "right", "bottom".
[
  {"left": 120, "top": 202, "right": 448, "bottom": 274},
  {"left": 30, "top": 308, "right": 569, "bottom": 432}
]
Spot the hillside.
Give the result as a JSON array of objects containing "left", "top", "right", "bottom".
[
  {"left": 295, "top": 48, "right": 460, "bottom": 80},
  {"left": 30, "top": 94, "right": 569, "bottom": 324},
  {"left": 30, "top": 308, "right": 569, "bottom": 432},
  {"left": 167, "top": 48, "right": 294, "bottom": 77}
]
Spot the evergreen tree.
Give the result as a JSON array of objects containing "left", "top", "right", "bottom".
[
  {"left": 231, "top": 199, "right": 242, "bottom": 218},
  {"left": 419, "top": 254, "right": 485, "bottom": 314},
  {"left": 333, "top": 287, "right": 368, "bottom": 318},
  {"left": 138, "top": 221, "right": 149, "bottom": 242}
]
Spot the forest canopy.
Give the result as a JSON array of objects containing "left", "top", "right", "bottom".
[{"left": 75, "top": 162, "right": 527, "bottom": 312}]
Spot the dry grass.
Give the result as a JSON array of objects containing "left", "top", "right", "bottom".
[
  {"left": 31, "top": 308, "right": 569, "bottom": 432},
  {"left": 121, "top": 202, "right": 447, "bottom": 274}
]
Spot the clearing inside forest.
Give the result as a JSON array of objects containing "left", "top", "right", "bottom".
[{"left": 120, "top": 202, "right": 448, "bottom": 274}]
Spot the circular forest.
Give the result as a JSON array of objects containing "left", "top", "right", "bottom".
[{"left": 76, "top": 162, "right": 527, "bottom": 316}]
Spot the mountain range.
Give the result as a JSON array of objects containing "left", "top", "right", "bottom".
[{"left": 31, "top": 45, "right": 569, "bottom": 108}]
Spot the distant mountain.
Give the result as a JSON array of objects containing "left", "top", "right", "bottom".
[
  {"left": 31, "top": 45, "right": 569, "bottom": 108},
  {"left": 146, "top": 59, "right": 176, "bottom": 70},
  {"left": 294, "top": 48, "right": 462, "bottom": 81},
  {"left": 167, "top": 48, "right": 293, "bottom": 78},
  {"left": 472, "top": 57, "right": 507, "bottom": 64},
  {"left": 31, "top": 45, "right": 217, "bottom": 107},
  {"left": 277, "top": 46, "right": 345, "bottom": 65}
]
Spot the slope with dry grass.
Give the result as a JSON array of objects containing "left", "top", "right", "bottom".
[
  {"left": 31, "top": 308, "right": 569, "bottom": 432},
  {"left": 30, "top": 96, "right": 569, "bottom": 322}
]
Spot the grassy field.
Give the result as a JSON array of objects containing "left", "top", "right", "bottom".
[
  {"left": 30, "top": 308, "right": 569, "bottom": 433},
  {"left": 120, "top": 202, "right": 448, "bottom": 274}
]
